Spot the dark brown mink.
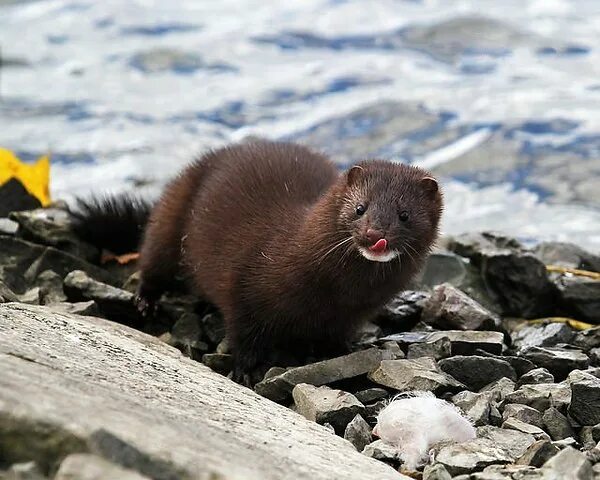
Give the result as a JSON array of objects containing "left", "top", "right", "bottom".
[{"left": 133, "top": 140, "right": 443, "bottom": 382}]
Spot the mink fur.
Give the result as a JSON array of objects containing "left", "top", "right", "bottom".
[{"left": 74, "top": 140, "right": 443, "bottom": 382}]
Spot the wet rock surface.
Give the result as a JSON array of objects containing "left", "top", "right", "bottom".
[{"left": 1, "top": 212, "right": 599, "bottom": 479}]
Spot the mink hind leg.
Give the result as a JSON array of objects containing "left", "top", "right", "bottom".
[{"left": 136, "top": 162, "right": 208, "bottom": 315}]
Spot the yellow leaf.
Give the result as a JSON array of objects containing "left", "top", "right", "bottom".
[{"left": 0, "top": 148, "right": 51, "bottom": 206}]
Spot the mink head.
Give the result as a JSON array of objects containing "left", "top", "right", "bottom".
[{"left": 338, "top": 160, "right": 443, "bottom": 263}]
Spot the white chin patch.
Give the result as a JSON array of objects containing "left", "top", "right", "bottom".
[{"left": 358, "top": 247, "right": 398, "bottom": 263}]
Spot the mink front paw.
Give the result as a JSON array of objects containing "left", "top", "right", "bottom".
[{"left": 134, "top": 283, "right": 161, "bottom": 318}]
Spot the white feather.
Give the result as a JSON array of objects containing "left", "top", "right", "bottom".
[{"left": 373, "top": 392, "right": 476, "bottom": 471}]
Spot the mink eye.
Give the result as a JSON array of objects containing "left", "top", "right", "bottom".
[
  {"left": 356, "top": 204, "right": 366, "bottom": 216},
  {"left": 399, "top": 211, "right": 409, "bottom": 222}
]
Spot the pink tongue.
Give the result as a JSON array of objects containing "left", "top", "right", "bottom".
[{"left": 368, "top": 238, "right": 388, "bottom": 253}]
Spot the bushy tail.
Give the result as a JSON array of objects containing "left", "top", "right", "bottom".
[{"left": 70, "top": 194, "right": 153, "bottom": 254}]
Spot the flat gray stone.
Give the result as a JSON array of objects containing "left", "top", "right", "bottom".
[
  {"left": 55, "top": 454, "right": 151, "bottom": 480},
  {"left": 435, "top": 425, "right": 535, "bottom": 476},
  {"left": 380, "top": 330, "right": 504, "bottom": 356},
  {"left": 520, "top": 346, "right": 589, "bottom": 381},
  {"left": 541, "top": 406, "right": 576, "bottom": 441},
  {"left": 362, "top": 439, "right": 402, "bottom": 463},
  {"left": 292, "top": 384, "right": 364, "bottom": 434},
  {"left": 422, "top": 463, "right": 452, "bottom": 480},
  {"left": 480, "top": 378, "right": 516, "bottom": 403},
  {"left": 0, "top": 303, "right": 406, "bottom": 480},
  {"left": 421, "top": 283, "right": 500, "bottom": 331},
  {"left": 518, "top": 367, "right": 555, "bottom": 387},
  {"left": 255, "top": 348, "right": 394, "bottom": 403},
  {"left": 343, "top": 414, "right": 372, "bottom": 452},
  {"left": 515, "top": 439, "right": 560, "bottom": 467},
  {"left": 439, "top": 356, "right": 516, "bottom": 391},
  {"left": 503, "top": 383, "right": 571, "bottom": 412},
  {"left": 501, "top": 417, "right": 550, "bottom": 440},
  {"left": 541, "top": 446, "right": 593, "bottom": 479},
  {"left": 556, "top": 275, "right": 600, "bottom": 323},
  {"left": 569, "top": 374, "right": 600, "bottom": 426},
  {"left": 451, "top": 391, "right": 494, "bottom": 426},
  {"left": 407, "top": 336, "right": 451, "bottom": 360},
  {"left": 512, "top": 323, "right": 575, "bottom": 350},
  {"left": 502, "top": 404, "right": 543, "bottom": 428},
  {"left": 368, "top": 358, "right": 465, "bottom": 394},
  {"left": 63, "top": 270, "right": 137, "bottom": 322}
]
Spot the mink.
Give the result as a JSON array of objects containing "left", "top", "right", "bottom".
[{"left": 73, "top": 140, "right": 443, "bottom": 383}]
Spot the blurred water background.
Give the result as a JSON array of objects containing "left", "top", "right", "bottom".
[{"left": 1, "top": 0, "right": 599, "bottom": 251}]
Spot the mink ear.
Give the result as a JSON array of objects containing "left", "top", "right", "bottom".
[
  {"left": 346, "top": 165, "right": 364, "bottom": 186},
  {"left": 420, "top": 176, "right": 439, "bottom": 195}
]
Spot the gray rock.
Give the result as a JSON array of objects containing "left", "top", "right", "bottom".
[
  {"left": 451, "top": 391, "right": 494, "bottom": 426},
  {"left": 200, "top": 312, "right": 225, "bottom": 346},
  {"left": 201, "top": 353, "right": 233, "bottom": 375},
  {"left": 541, "top": 446, "right": 593, "bottom": 479},
  {"left": 439, "top": 356, "right": 517, "bottom": 391},
  {"left": 448, "top": 232, "right": 557, "bottom": 317},
  {"left": 354, "top": 388, "right": 389, "bottom": 404},
  {"left": 504, "top": 383, "right": 571, "bottom": 413},
  {"left": 292, "top": 384, "right": 364, "bottom": 434},
  {"left": 422, "top": 463, "right": 452, "bottom": 480},
  {"left": 54, "top": 454, "right": 150, "bottom": 480},
  {"left": 63, "top": 270, "right": 137, "bottom": 322},
  {"left": 378, "top": 290, "right": 429, "bottom": 327},
  {"left": 0, "top": 303, "right": 406, "bottom": 480},
  {"left": 0, "top": 236, "right": 112, "bottom": 294},
  {"left": 503, "top": 404, "right": 544, "bottom": 428},
  {"left": 380, "top": 330, "right": 504, "bottom": 355},
  {"left": 502, "top": 417, "right": 550, "bottom": 440},
  {"left": 407, "top": 336, "right": 451, "bottom": 360},
  {"left": 518, "top": 368, "right": 555, "bottom": 387},
  {"left": 520, "top": 346, "right": 589, "bottom": 381},
  {"left": 590, "top": 348, "right": 600, "bottom": 367},
  {"left": 46, "top": 301, "right": 99, "bottom": 317},
  {"left": 533, "top": 241, "right": 600, "bottom": 272},
  {"left": 170, "top": 313, "right": 209, "bottom": 360},
  {"left": 357, "top": 321, "right": 383, "bottom": 345},
  {"left": 475, "top": 349, "right": 536, "bottom": 377},
  {"left": 344, "top": 414, "right": 372, "bottom": 452},
  {"left": 35, "top": 269, "right": 67, "bottom": 304},
  {"left": 362, "top": 440, "right": 402, "bottom": 463},
  {"left": 0, "top": 218, "right": 18, "bottom": 235},
  {"left": 516, "top": 439, "right": 560, "bottom": 467},
  {"left": 5, "top": 462, "right": 46, "bottom": 480},
  {"left": 17, "top": 287, "right": 41, "bottom": 305},
  {"left": 130, "top": 48, "right": 231, "bottom": 74},
  {"left": 572, "top": 326, "right": 600, "bottom": 352},
  {"left": 0, "top": 281, "right": 19, "bottom": 303},
  {"left": 542, "top": 407, "right": 576, "bottom": 440},
  {"left": 480, "top": 377, "right": 516, "bottom": 403},
  {"left": 580, "top": 426, "right": 598, "bottom": 451},
  {"left": 255, "top": 348, "right": 394, "bottom": 403},
  {"left": 459, "top": 464, "right": 539, "bottom": 479},
  {"left": 421, "top": 283, "right": 500, "bottom": 331},
  {"left": 447, "top": 232, "right": 525, "bottom": 261},
  {"left": 435, "top": 426, "right": 535, "bottom": 475},
  {"left": 569, "top": 375, "right": 600, "bottom": 426},
  {"left": 556, "top": 275, "right": 600, "bottom": 323},
  {"left": 368, "top": 358, "right": 465, "bottom": 394},
  {"left": 417, "top": 252, "right": 467, "bottom": 288},
  {"left": 10, "top": 208, "right": 98, "bottom": 261},
  {"left": 512, "top": 323, "right": 575, "bottom": 350},
  {"left": 364, "top": 400, "right": 388, "bottom": 420},
  {"left": 380, "top": 341, "right": 405, "bottom": 358}
]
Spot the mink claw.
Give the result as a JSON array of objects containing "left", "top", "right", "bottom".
[{"left": 134, "top": 294, "right": 157, "bottom": 318}]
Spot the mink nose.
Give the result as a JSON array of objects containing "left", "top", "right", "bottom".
[{"left": 366, "top": 228, "right": 385, "bottom": 244}]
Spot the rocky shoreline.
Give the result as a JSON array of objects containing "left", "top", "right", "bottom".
[{"left": 1, "top": 207, "right": 600, "bottom": 479}]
